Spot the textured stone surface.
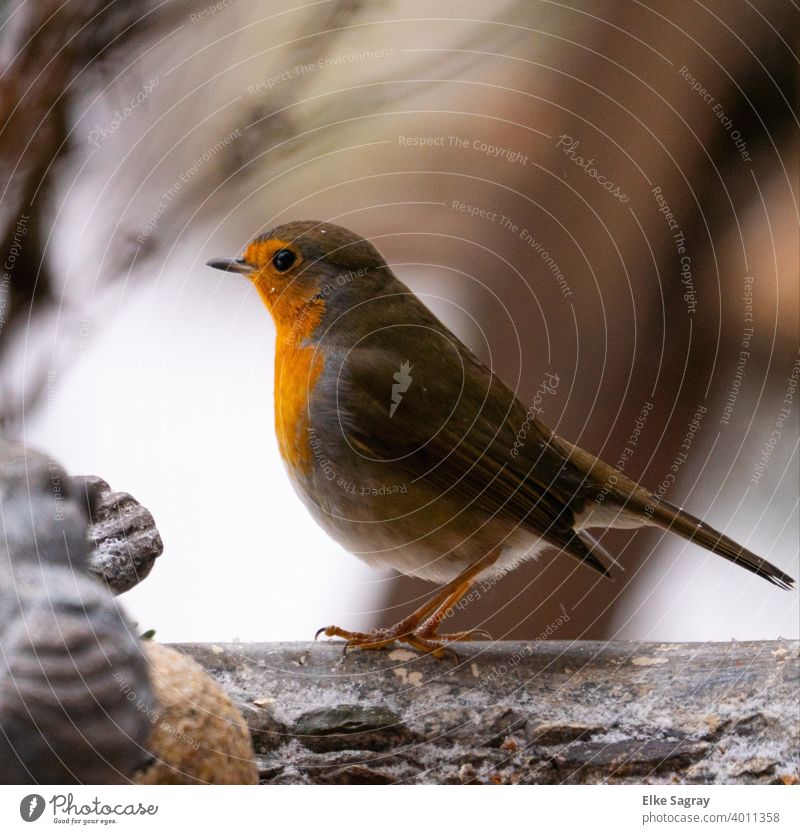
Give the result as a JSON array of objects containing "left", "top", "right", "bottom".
[
  {"left": 73, "top": 475, "right": 163, "bottom": 594},
  {"left": 134, "top": 643, "right": 257, "bottom": 785},
  {"left": 0, "top": 438, "right": 155, "bottom": 783},
  {"left": 175, "top": 640, "right": 800, "bottom": 785}
]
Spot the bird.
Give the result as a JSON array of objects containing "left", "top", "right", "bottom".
[{"left": 207, "top": 221, "right": 795, "bottom": 656}]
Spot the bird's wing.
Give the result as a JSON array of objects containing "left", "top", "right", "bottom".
[{"left": 333, "top": 331, "right": 610, "bottom": 576}]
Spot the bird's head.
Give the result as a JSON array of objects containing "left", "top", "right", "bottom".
[{"left": 207, "top": 220, "right": 389, "bottom": 340}]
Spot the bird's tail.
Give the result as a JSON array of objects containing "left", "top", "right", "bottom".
[
  {"left": 550, "top": 433, "right": 795, "bottom": 589},
  {"left": 637, "top": 494, "right": 795, "bottom": 590}
]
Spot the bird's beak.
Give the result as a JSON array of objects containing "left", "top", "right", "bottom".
[{"left": 206, "top": 257, "right": 254, "bottom": 275}]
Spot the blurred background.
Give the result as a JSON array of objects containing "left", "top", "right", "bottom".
[{"left": 1, "top": 0, "right": 797, "bottom": 644}]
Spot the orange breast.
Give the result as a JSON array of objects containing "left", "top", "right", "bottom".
[
  {"left": 264, "top": 287, "right": 325, "bottom": 475},
  {"left": 274, "top": 339, "right": 323, "bottom": 474}
]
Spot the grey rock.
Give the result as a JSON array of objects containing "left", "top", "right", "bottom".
[
  {"left": 175, "top": 639, "right": 800, "bottom": 784},
  {"left": 72, "top": 475, "right": 163, "bottom": 594},
  {"left": 0, "top": 437, "right": 155, "bottom": 783},
  {"left": 293, "top": 704, "right": 407, "bottom": 752},
  {"left": 527, "top": 721, "right": 601, "bottom": 746}
]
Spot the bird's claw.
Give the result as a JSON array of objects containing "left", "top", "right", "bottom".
[
  {"left": 315, "top": 625, "right": 393, "bottom": 651},
  {"left": 313, "top": 622, "right": 489, "bottom": 660},
  {"left": 429, "top": 627, "right": 493, "bottom": 642}
]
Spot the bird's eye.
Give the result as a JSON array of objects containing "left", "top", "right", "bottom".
[{"left": 272, "top": 249, "right": 296, "bottom": 272}]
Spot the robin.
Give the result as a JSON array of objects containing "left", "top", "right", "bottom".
[{"left": 208, "top": 221, "right": 795, "bottom": 655}]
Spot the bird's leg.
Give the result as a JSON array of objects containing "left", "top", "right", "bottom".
[
  {"left": 415, "top": 578, "right": 493, "bottom": 643},
  {"left": 316, "top": 550, "right": 498, "bottom": 657}
]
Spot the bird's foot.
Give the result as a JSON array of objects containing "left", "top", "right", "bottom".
[
  {"left": 315, "top": 621, "right": 491, "bottom": 659},
  {"left": 315, "top": 624, "right": 397, "bottom": 652},
  {"left": 417, "top": 623, "right": 493, "bottom": 643}
]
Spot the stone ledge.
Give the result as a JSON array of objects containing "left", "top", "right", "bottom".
[{"left": 173, "top": 639, "right": 800, "bottom": 785}]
